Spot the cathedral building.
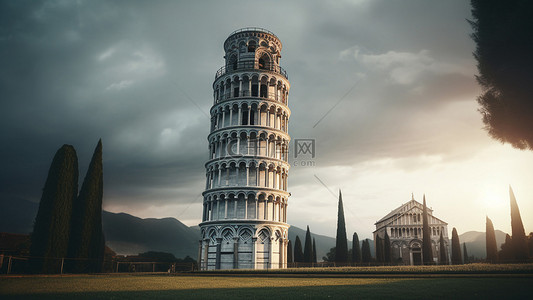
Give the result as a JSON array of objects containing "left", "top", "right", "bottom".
[
  {"left": 198, "top": 28, "right": 291, "bottom": 270},
  {"left": 374, "top": 195, "right": 449, "bottom": 265}
]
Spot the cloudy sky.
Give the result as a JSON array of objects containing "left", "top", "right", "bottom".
[{"left": 1, "top": 0, "right": 532, "bottom": 240}]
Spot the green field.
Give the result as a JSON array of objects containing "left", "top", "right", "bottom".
[{"left": 1, "top": 272, "right": 533, "bottom": 299}]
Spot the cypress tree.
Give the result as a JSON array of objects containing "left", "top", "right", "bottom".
[
  {"left": 68, "top": 140, "right": 105, "bottom": 273},
  {"left": 422, "top": 195, "right": 434, "bottom": 264},
  {"left": 375, "top": 235, "right": 383, "bottom": 262},
  {"left": 287, "top": 240, "right": 293, "bottom": 265},
  {"left": 499, "top": 234, "right": 513, "bottom": 262},
  {"left": 439, "top": 232, "right": 448, "bottom": 265},
  {"left": 335, "top": 190, "right": 348, "bottom": 263},
  {"left": 509, "top": 186, "right": 529, "bottom": 261},
  {"left": 486, "top": 216, "right": 498, "bottom": 263},
  {"left": 463, "top": 243, "right": 469, "bottom": 264},
  {"left": 352, "top": 232, "right": 361, "bottom": 263},
  {"left": 303, "top": 225, "right": 313, "bottom": 263},
  {"left": 294, "top": 236, "right": 304, "bottom": 263},
  {"left": 361, "top": 239, "right": 372, "bottom": 263},
  {"left": 312, "top": 238, "right": 317, "bottom": 263},
  {"left": 384, "top": 231, "right": 391, "bottom": 264},
  {"left": 451, "top": 227, "right": 462, "bottom": 264},
  {"left": 30, "top": 145, "right": 78, "bottom": 273}
]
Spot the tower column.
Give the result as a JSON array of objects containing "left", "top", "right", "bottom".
[
  {"left": 215, "top": 238, "right": 222, "bottom": 269},
  {"left": 233, "top": 236, "right": 239, "bottom": 269},
  {"left": 252, "top": 237, "right": 257, "bottom": 269},
  {"left": 246, "top": 166, "right": 249, "bottom": 186}
]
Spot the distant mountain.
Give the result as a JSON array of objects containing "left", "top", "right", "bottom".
[
  {"left": 1, "top": 198, "right": 342, "bottom": 259},
  {"left": 0, "top": 198, "right": 201, "bottom": 258},
  {"left": 459, "top": 230, "right": 508, "bottom": 259},
  {"left": 102, "top": 211, "right": 199, "bottom": 259},
  {"left": 0, "top": 198, "right": 379, "bottom": 261}
]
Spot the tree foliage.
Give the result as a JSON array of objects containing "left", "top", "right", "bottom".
[
  {"left": 303, "top": 225, "right": 313, "bottom": 263},
  {"left": 287, "top": 240, "right": 293, "bottom": 264},
  {"left": 68, "top": 140, "right": 105, "bottom": 273},
  {"left": 361, "top": 239, "right": 372, "bottom": 263},
  {"left": 384, "top": 231, "right": 391, "bottom": 264},
  {"left": 138, "top": 251, "right": 178, "bottom": 262},
  {"left": 323, "top": 247, "right": 335, "bottom": 262},
  {"left": 470, "top": 0, "right": 533, "bottom": 149},
  {"left": 439, "top": 232, "right": 448, "bottom": 265},
  {"left": 422, "top": 195, "right": 434, "bottom": 264},
  {"left": 294, "top": 235, "right": 304, "bottom": 263},
  {"left": 375, "top": 235, "right": 383, "bottom": 263},
  {"left": 352, "top": 232, "right": 361, "bottom": 263},
  {"left": 30, "top": 145, "right": 78, "bottom": 273},
  {"left": 463, "top": 243, "right": 469, "bottom": 264},
  {"left": 499, "top": 234, "right": 513, "bottom": 261},
  {"left": 312, "top": 238, "right": 317, "bottom": 263},
  {"left": 451, "top": 227, "right": 462, "bottom": 265},
  {"left": 509, "top": 186, "right": 529, "bottom": 260},
  {"left": 486, "top": 216, "right": 498, "bottom": 262},
  {"left": 335, "top": 190, "right": 348, "bottom": 263},
  {"left": 527, "top": 232, "right": 533, "bottom": 258}
]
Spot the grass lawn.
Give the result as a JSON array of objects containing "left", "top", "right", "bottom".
[{"left": 1, "top": 273, "right": 533, "bottom": 299}]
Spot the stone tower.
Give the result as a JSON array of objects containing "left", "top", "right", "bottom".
[{"left": 199, "top": 28, "right": 291, "bottom": 270}]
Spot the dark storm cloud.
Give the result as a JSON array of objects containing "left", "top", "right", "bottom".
[
  {"left": 0, "top": 0, "right": 211, "bottom": 208},
  {"left": 1, "top": 0, "right": 480, "bottom": 228}
]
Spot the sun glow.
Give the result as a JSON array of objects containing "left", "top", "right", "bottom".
[{"left": 480, "top": 189, "right": 506, "bottom": 209}]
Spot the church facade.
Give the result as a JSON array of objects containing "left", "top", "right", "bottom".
[
  {"left": 198, "top": 28, "right": 291, "bottom": 270},
  {"left": 374, "top": 195, "right": 449, "bottom": 265}
]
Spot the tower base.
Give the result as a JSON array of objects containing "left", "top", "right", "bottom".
[{"left": 198, "top": 221, "right": 289, "bottom": 270}]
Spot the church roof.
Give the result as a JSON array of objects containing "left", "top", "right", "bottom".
[{"left": 374, "top": 196, "right": 447, "bottom": 226}]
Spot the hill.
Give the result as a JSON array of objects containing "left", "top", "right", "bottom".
[
  {"left": 102, "top": 211, "right": 199, "bottom": 259},
  {"left": 459, "top": 230, "right": 508, "bottom": 259},
  {"left": 1, "top": 198, "right": 362, "bottom": 260}
]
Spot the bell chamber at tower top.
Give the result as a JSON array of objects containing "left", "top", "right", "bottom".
[{"left": 213, "top": 28, "right": 290, "bottom": 106}]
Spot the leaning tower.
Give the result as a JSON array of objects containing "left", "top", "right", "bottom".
[{"left": 199, "top": 28, "right": 291, "bottom": 270}]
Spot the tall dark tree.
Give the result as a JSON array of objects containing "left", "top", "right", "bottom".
[
  {"left": 312, "top": 238, "right": 317, "bottom": 263},
  {"left": 463, "top": 243, "right": 469, "bottom": 264},
  {"left": 451, "top": 227, "right": 462, "bottom": 264},
  {"left": 303, "top": 225, "right": 313, "bottom": 263},
  {"left": 470, "top": 0, "right": 533, "bottom": 150},
  {"left": 384, "top": 231, "right": 391, "bottom": 264},
  {"left": 294, "top": 235, "right": 304, "bottom": 263},
  {"left": 68, "top": 140, "right": 105, "bottom": 273},
  {"left": 287, "top": 240, "right": 293, "bottom": 265},
  {"left": 486, "top": 216, "right": 498, "bottom": 263},
  {"left": 375, "top": 235, "right": 383, "bottom": 263},
  {"left": 499, "top": 234, "right": 513, "bottom": 262},
  {"left": 30, "top": 145, "right": 78, "bottom": 273},
  {"left": 335, "top": 190, "right": 348, "bottom": 263},
  {"left": 528, "top": 233, "right": 533, "bottom": 258},
  {"left": 352, "top": 232, "right": 361, "bottom": 263},
  {"left": 509, "top": 186, "right": 529, "bottom": 260},
  {"left": 361, "top": 239, "right": 372, "bottom": 263},
  {"left": 422, "top": 195, "right": 434, "bottom": 264},
  {"left": 439, "top": 232, "right": 448, "bottom": 265}
]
